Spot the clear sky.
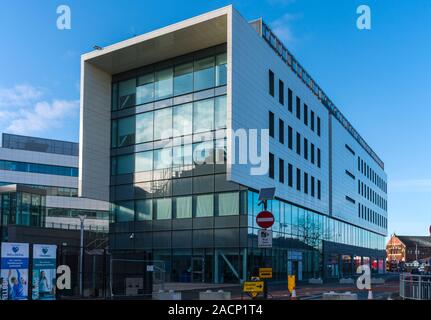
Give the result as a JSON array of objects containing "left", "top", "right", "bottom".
[{"left": 0, "top": 0, "right": 430, "bottom": 237}]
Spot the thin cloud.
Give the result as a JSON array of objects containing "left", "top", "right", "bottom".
[
  {"left": 270, "top": 12, "right": 303, "bottom": 46},
  {"left": 0, "top": 84, "right": 78, "bottom": 136},
  {"left": 389, "top": 179, "right": 431, "bottom": 193}
]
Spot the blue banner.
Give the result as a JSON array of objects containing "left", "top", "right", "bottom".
[
  {"left": 1, "top": 242, "right": 29, "bottom": 300},
  {"left": 32, "top": 244, "right": 57, "bottom": 300}
]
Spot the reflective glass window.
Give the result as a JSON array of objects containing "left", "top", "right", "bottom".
[
  {"left": 194, "top": 57, "right": 215, "bottom": 91},
  {"left": 173, "top": 103, "right": 192, "bottom": 136},
  {"left": 118, "top": 79, "right": 136, "bottom": 109},
  {"left": 136, "top": 112, "right": 153, "bottom": 143},
  {"left": 193, "top": 98, "right": 214, "bottom": 133},
  {"left": 174, "top": 62, "right": 193, "bottom": 96},
  {"left": 215, "top": 53, "right": 227, "bottom": 86},
  {"left": 116, "top": 201, "right": 135, "bottom": 222},
  {"left": 155, "top": 68, "right": 173, "bottom": 100},
  {"left": 218, "top": 192, "right": 239, "bottom": 216},
  {"left": 154, "top": 108, "right": 172, "bottom": 140},
  {"left": 156, "top": 198, "right": 172, "bottom": 220},
  {"left": 117, "top": 116, "right": 135, "bottom": 147},
  {"left": 195, "top": 194, "right": 213, "bottom": 217},
  {"left": 215, "top": 95, "right": 227, "bottom": 129},
  {"left": 116, "top": 154, "right": 134, "bottom": 175},
  {"left": 136, "top": 73, "right": 154, "bottom": 104},
  {"left": 175, "top": 196, "right": 192, "bottom": 219},
  {"left": 154, "top": 148, "right": 172, "bottom": 170},
  {"left": 135, "top": 151, "right": 153, "bottom": 172},
  {"left": 136, "top": 199, "right": 152, "bottom": 221}
]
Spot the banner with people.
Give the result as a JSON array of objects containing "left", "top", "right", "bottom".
[
  {"left": 32, "top": 244, "right": 57, "bottom": 300},
  {"left": 0, "top": 242, "right": 29, "bottom": 300}
]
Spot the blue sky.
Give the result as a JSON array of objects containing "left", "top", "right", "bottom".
[{"left": 0, "top": 0, "right": 430, "bottom": 236}]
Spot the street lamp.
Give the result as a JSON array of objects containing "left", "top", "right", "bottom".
[{"left": 78, "top": 215, "right": 86, "bottom": 298}]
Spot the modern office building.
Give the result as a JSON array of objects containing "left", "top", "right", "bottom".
[
  {"left": 0, "top": 133, "right": 109, "bottom": 232},
  {"left": 79, "top": 6, "right": 388, "bottom": 283}
]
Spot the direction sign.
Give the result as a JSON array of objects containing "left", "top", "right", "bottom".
[
  {"left": 259, "top": 268, "right": 273, "bottom": 279},
  {"left": 258, "top": 229, "right": 272, "bottom": 248},
  {"left": 256, "top": 211, "right": 274, "bottom": 229},
  {"left": 243, "top": 281, "right": 264, "bottom": 293}
]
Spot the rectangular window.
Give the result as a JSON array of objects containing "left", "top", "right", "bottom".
[
  {"left": 317, "top": 148, "right": 321, "bottom": 168},
  {"left": 345, "top": 170, "right": 355, "bottom": 180},
  {"left": 304, "top": 138, "right": 308, "bottom": 160},
  {"left": 156, "top": 198, "right": 172, "bottom": 220},
  {"left": 296, "top": 96, "right": 301, "bottom": 119},
  {"left": 345, "top": 144, "right": 355, "bottom": 155},
  {"left": 194, "top": 57, "right": 215, "bottom": 91},
  {"left": 269, "top": 153, "right": 274, "bottom": 179},
  {"left": 296, "top": 132, "right": 301, "bottom": 155},
  {"left": 115, "top": 155, "right": 134, "bottom": 175},
  {"left": 279, "top": 119, "right": 284, "bottom": 144},
  {"left": 154, "top": 68, "right": 173, "bottom": 100},
  {"left": 173, "top": 103, "right": 193, "bottom": 136},
  {"left": 115, "top": 201, "right": 134, "bottom": 222},
  {"left": 117, "top": 116, "right": 135, "bottom": 147},
  {"left": 296, "top": 168, "right": 301, "bottom": 191},
  {"left": 311, "top": 110, "right": 315, "bottom": 131},
  {"left": 279, "top": 158, "right": 285, "bottom": 183},
  {"left": 215, "top": 95, "right": 227, "bottom": 129},
  {"left": 317, "top": 116, "right": 321, "bottom": 136},
  {"left": 154, "top": 148, "right": 172, "bottom": 169},
  {"left": 137, "top": 73, "right": 154, "bottom": 105},
  {"left": 269, "top": 70, "right": 275, "bottom": 96},
  {"left": 288, "top": 163, "right": 293, "bottom": 187},
  {"left": 279, "top": 79, "right": 284, "bottom": 104},
  {"left": 269, "top": 111, "right": 275, "bottom": 138},
  {"left": 288, "top": 88, "right": 293, "bottom": 112},
  {"left": 195, "top": 194, "right": 214, "bottom": 217},
  {"left": 193, "top": 98, "right": 214, "bottom": 133},
  {"left": 218, "top": 192, "right": 239, "bottom": 216},
  {"left": 154, "top": 108, "right": 172, "bottom": 140},
  {"left": 118, "top": 79, "right": 136, "bottom": 109},
  {"left": 135, "top": 150, "right": 153, "bottom": 172},
  {"left": 311, "top": 143, "right": 315, "bottom": 164},
  {"left": 304, "top": 172, "right": 308, "bottom": 194},
  {"left": 304, "top": 104, "right": 308, "bottom": 126},
  {"left": 288, "top": 126, "right": 293, "bottom": 149},
  {"left": 215, "top": 53, "right": 227, "bottom": 86},
  {"left": 174, "top": 62, "right": 193, "bottom": 96},
  {"left": 136, "top": 112, "right": 154, "bottom": 143},
  {"left": 136, "top": 199, "right": 153, "bottom": 221},
  {"left": 175, "top": 196, "right": 192, "bottom": 219},
  {"left": 345, "top": 196, "right": 356, "bottom": 204},
  {"left": 311, "top": 176, "right": 315, "bottom": 197},
  {"left": 317, "top": 180, "right": 321, "bottom": 199}
]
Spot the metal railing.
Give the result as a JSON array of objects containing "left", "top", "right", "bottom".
[{"left": 400, "top": 273, "right": 431, "bottom": 300}]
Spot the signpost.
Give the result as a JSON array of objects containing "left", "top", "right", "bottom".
[
  {"left": 258, "top": 229, "right": 273, "bottom": 248},
  {"left": 243, "top": 281, "right": 264, "bottom": 295},
  {"left": 256, "top": 211, "right": 275, "bottom": 229},
  {"left": 259, "top": 268, "right": 273, "bottom": 279}
]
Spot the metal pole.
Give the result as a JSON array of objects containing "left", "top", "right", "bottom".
[{"left": 78, "top": 215, "right": 86, "bottom": 298}]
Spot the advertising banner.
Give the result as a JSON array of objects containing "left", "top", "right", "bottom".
[
  {"left": 32, "top": 244, "right": 57, "bottom": 300},
  {"left": 0, "top": 242, "right": 29, "bottom": 300}
]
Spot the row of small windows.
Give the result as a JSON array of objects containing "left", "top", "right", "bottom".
[
  {"left": 269, "top": 112, "right": 321, "bottom": 168},
  {"left": 358, "top": 157, "right": 387, "bottom": 193},
  {"left": 358, "top": 180, "right": 387, "bottom": 211},
  {"left": 268, "top": 70, "right": 321, "bottom": 138},
  {"left": 112, "top": 52, "right": 227, "bottom": 110},
  {"left": 113, "top": 191, "right": 244, "bottom": 222},
  {"left": 358, "top": 203, "right": 387, "bottom": 229},
  {"left": 112, "top": 96, "right": 227, "bottom": 148},
  {"left": 269, "top": 153, "right": 321, "bottom": 200},
  {"left": 0, "top": 182, "right": 78, "bottom": 197},
  {"left": 0, "top": 159, "right": 78, "bottom": 177}
]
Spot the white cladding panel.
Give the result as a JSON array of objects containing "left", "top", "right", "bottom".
[{"left": 229, "top": 9, "right": 329, "bottom": 215}]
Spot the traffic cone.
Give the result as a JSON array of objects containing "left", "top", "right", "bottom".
[
  {"left": 367, "top": 290, "right": 373, "bottom": 300},
  {"left": 291, "top": 288, "right": 297, "bottom": 300}
]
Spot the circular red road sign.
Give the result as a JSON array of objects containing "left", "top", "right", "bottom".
[{"left": 256, "top": 211, "right": 274, "bottom": 229}]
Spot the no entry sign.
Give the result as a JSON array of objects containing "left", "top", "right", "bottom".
[{"left": 256, "top": 211, "right": 274, "bottom": 229}]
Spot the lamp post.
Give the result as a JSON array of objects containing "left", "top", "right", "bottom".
[{"left": 78, "top": 215, "right": 86, "bottom": 298}]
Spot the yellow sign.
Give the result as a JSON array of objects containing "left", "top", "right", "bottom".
[
  {"left": 259, "top": 268, "right": 273, "bottom": 279},
  {"left": 288, "top": 275, "right": 296, "bottom": 293},
  {"left": 243, "top": 281, "right": 264, "bottom": 293}
]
